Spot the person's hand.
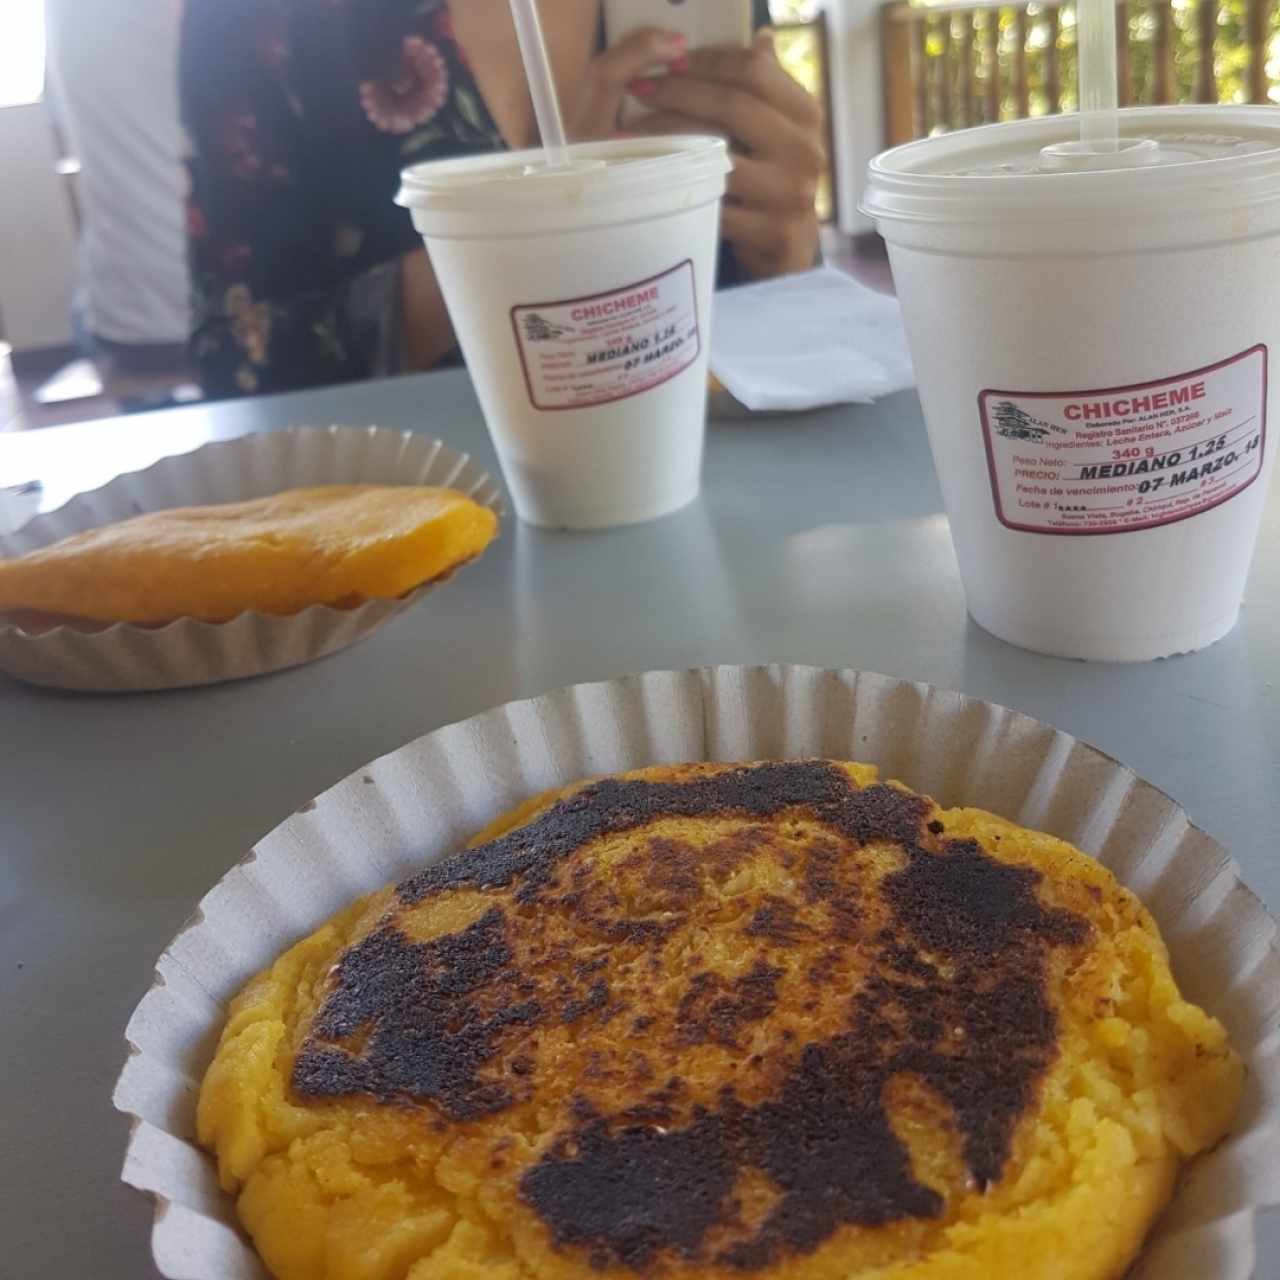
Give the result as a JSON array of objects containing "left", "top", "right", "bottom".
[
  {"left": 631, "top": 32, "right": 825, "bottom": 281},
  {"left": 563, "top": 27, "right": 688, "bottom": 140}
]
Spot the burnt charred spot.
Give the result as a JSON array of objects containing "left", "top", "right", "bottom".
[
  {"left": 826, "top": 893, "right": 861, "bottom": 941},
  {"left": 675, "top": 961, "right": 785, "bottom": 1048},
  {"left": 291, "top": 910, "right": 540, "bottom": 1120},
  {"left": 522, "top": 1111, "right": 739, "bottom": 1271},
  {"left": 633, "top": 836, "right": 701, "bottom": 904},
  {"left": 744, "top": 898, "right": 805, "bottom": 944},
  {"left": 880, "top": 941, "right": 939, "bottom": 982},
  {"left": 522, "top": 1034, "right": 943, "bottom": 1274},
  {"left": 619, "top": 1099, "right": 676, "bottom": 1126},
  {"left": 802, "top": 842, "right": 839, "bottom": 905},
  {"left": 582, "top": 1051, "right": 613, "bottom": 1082},
  {"left": 805, "top": 948, "right": 843, "bottom": 988},
  {"left": 397, "top": 764, "right": 930, "bottom": 906},
  {"left": 927, "top": 819, "right": 945, "bottom": 836},
  {"left": 573, "top": 952, "right": 609, "bottom": 980},
  {"left": 800, "top": 847, "right": 862, "bottom": 945},
  {"left": 583, "top": 911, "right": 685, "bottom": 946},
  {"left": 884, "top": 839, "right": 1091, "bottom": 958},
  {"left": 701, "top": 826, "right": 775, "bottom": 880},
  {"left": 554, "top": 889, "right": 586, "bottom": 917},
  {"left": 563, "top": 978, "right": 610, "bottom": 1025}
]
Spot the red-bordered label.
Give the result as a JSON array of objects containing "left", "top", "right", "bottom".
[
  {"left": 510, "top": 261, "right": 700, "bottom": 412},
  {"left": 979, "top": 346, "right": 1268, "bottom": 536}
]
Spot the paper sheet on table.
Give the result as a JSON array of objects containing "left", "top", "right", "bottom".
[{"left": 709, "top": 265, "right": 915, "bottom": 412}]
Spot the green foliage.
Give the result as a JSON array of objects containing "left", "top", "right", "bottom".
[{"left": 916, "top": 0, "right": 1280, "bottom": 130}]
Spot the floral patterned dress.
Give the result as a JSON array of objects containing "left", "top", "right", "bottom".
[{"left": 181, "top": 0, "right": 768, "bottom": 399}]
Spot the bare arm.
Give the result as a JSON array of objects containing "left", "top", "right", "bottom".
[{"left": 400, "top": 249, "right": 457, "bottom": 372}]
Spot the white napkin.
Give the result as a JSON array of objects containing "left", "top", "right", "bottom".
[{"left": 709, "top": 264, "right": 915, "bottom": 412}]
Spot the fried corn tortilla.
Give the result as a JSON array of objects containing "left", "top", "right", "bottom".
[
  {"left": 0, "top": 485, "right": 497, "bottom": 624},
  {"left": 199, "top": 760, "right": 1242, "bottom": 1280}
]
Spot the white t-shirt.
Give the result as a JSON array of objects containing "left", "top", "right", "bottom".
[{"left": 44, "top": 0, "right": 190, "bottom": 346}]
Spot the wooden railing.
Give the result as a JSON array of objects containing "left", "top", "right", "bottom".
[{"left": 880, "top": 0, "right": 1279, "bottom": 147}]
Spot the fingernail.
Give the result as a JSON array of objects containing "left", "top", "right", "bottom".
[
  {"left": 669, "top": 54, "right": 689, "bottom": 73},
  {"left": 629, "top": 78, "right": 657, "bottom": 97},
  {"left": 670, "top": 33, "right": 688, "bottom": 50}
]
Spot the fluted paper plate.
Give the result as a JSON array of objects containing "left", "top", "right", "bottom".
[
  {"left": 0, "top": 427, "right": 503, "bottom": 692},
  {"left": 113, "top": 666, "right": 1280, "bottom": 1279}
]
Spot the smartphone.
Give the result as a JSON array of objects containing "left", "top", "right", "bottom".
[
  {"left": 603, "top": 0, "right": 754, "bottom": 52},
  {"left": 604, "top": 0, "right": 753, "bottom": 123}
]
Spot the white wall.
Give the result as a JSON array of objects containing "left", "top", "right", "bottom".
[
  {"left": 826, "top": 0, "right": 883, "bottom": 235},
  {"left": 0, "top": 101, "right": 77, "bottom": 350}
]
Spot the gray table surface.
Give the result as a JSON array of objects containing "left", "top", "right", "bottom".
[{"left": 2, "top": 367, "right": 1277, "bottom": 1279}]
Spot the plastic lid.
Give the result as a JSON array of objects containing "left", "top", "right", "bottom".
[
  {"left": 398, "top": 135, "right": 730, "bottom": 212},
  {"left": 862, "top": 106, "right": 1280, "bottom": 226}
]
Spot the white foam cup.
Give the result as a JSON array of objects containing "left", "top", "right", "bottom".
[
  {"left": 398, "top": 137, "right": 730, "bottom": 530},
  {"left": 863, "top": 107, "right": 1280, "bottom": 661}
]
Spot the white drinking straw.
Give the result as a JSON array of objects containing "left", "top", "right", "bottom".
[
  {"left": 508, "top": 0, "right": 571, "bottom": 167},
  {"left": 1077, "top": 0, "right": 1120, "bottom": 152}
]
